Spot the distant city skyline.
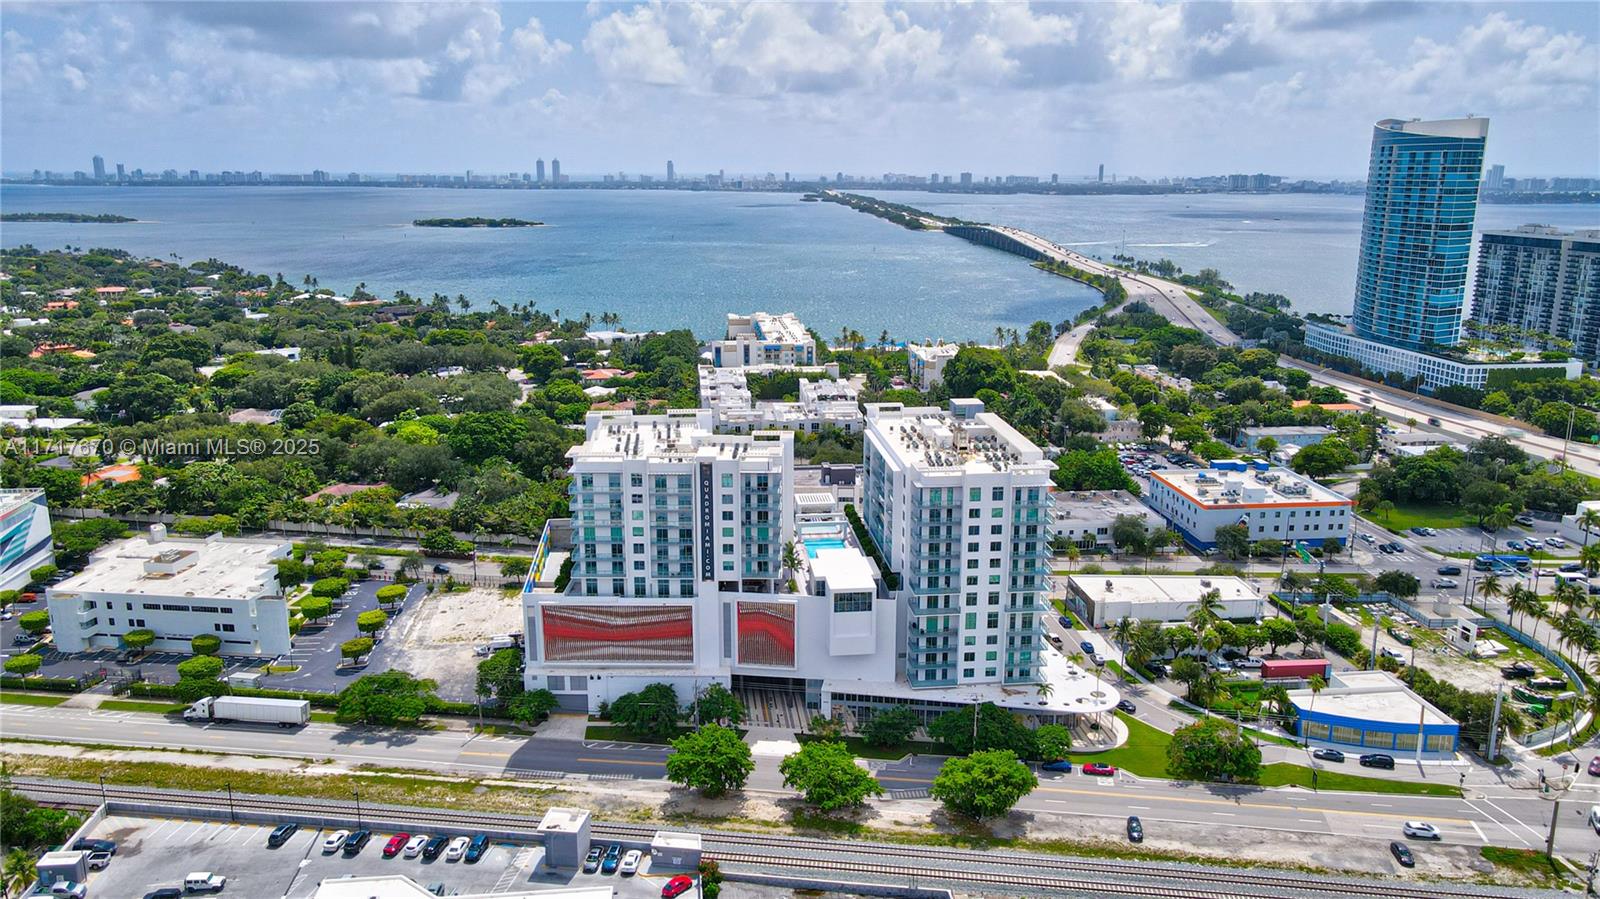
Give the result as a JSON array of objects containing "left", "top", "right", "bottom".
[{"left": 1, "top": 2, "right": 1595, "bottom": 177}]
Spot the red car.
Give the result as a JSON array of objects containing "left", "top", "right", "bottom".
[
  {"left": 1082, "top": 762, "right": 1117, "bottom": 777},
  {"left": 1588, "top": 757, "right": 1600, "bottom": 777},
  {"left": 661, "top": 875, "right": 695, "bottom": 898},
  {"left": 382, "top": 833, "right": 410, "bottom": 858}
]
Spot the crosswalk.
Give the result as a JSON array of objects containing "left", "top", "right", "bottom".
[{"left": 493, "top": 846, "right": 539, "bottom": 892}]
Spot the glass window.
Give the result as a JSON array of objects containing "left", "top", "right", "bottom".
[{"left": 1330, "top": 725, "right": 1362, "bottom": 746}]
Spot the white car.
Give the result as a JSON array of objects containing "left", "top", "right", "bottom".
[
  {"left": 1402, "top": 821, "right": 1440, "bottom": 840},
  {"left": 1525, "top": 538, "right": 1544, "bottom": 549},
  {"left": 1431, "top": 578, "right": 1457, "bottom": 589},
  {"left": 404, "top": 834, "right": 429, "bottom": 858},
  {"left": 1235, "top": 657, "right": 1263, "bottom": 669},
  {"left": 444, "top": 836, "right": 470, "bottom": 861},
  {"left": 49, "top": 883, "right": 86, "bottom": 899},
  {"left": 619, "top": 849, "right": 642, "bottom": 875},
  {"left": 1547, "top": 537, "right": 1568, "bottom": 548},
  {"left": 322, "top": 830, "right": 350, "bottom": 853}
]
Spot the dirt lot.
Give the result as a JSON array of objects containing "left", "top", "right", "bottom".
[{"left": 378, "top": 585, "right": 523, "bottom": 700}]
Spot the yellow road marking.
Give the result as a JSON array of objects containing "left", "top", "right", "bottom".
[
  {"left": 877, "top": 776, "right": 1474, "bottom": 824},
  {"left": 458, "top": 750, "right": 513, "bottom": 758},
  {"left": 574, "top": 757, "right": 666, "bottom": 768}
]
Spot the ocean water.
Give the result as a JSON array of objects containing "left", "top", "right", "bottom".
[
  {"left": 0, "top": 185, "right": 1100, "bottom": 343},
  {"left": 869, "top": 190, "right": 1600, "bottom": 315}
]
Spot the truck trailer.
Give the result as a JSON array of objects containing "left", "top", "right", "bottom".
[{"left": 183, "top": 695, "right": 310, "bottom": 727}]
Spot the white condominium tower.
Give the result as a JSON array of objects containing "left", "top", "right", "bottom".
[{"left": 862, "top": 400, "right": 1054, "bottom": 689}]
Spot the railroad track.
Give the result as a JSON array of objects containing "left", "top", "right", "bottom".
[{"left": 14, "top": 778, "right": 1527, "bottom": 899}]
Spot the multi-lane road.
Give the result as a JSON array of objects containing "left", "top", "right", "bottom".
[{"left": 8, "top": 702, "right": 1600, "bottom": 858}]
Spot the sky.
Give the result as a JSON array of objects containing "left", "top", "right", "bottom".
[{"left": 2, "top": 1, "right": 1597, "bottom": 180}]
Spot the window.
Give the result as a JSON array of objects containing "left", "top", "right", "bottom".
[
  {"left": 1330, "top": 725, "right": 1362, "bottom": 746},
  {"left": 833, "top": 591, "right": 872, "bottom": 613},
  {"left": 964, "top": 613, "right": 977, "bottom": 629},
  {"left": 969, "top": 487, "right": 981, "bottom": 501},
  {"left": 992, "top": 487, "right": 1004, "bottom": 501}
]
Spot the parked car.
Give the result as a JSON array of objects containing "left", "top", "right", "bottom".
[
  {"left": 49, "top": 882, "right": 86, "bottom": 898},
  {"left": 583, "top": 847, "right": 604, "bottom": 873},
  {"left": 1436, "top": 565, "right": 1462, "bottom": 576},
  {"left": 620, "top": 849, "right": 642, "bottom": 875},
  {"left": 1563, "top": 562, "right": 1585, "bottom": 573},
  {"left": 1041, "top": 759, "right": 1073, "bottom": 772},
  {"left": 1116, "top": 699, "right": 1136, "bottom": 713},
  {"left": 1360, "top": 753, "right": 1395, "bottom": 769},
  {"left": 444, "top": 836, "right": 470, "bottom": 862},
  {"left": 1082, "top": 762, "right": 1117, "bottom": 776},
  {"left": 1588, "top": 756, "right": 1600, "bottom": 777},
  {"left": 1502, "top": 661, "right": 1536, "bottom": 678},
  {"left": 422, "top": 835, "right": 448, "bottom": 860},
  {"left": 86, "top": 851, "right": 112, "bottom": 870},
  {"left": 1126, "top": 816, "right": 1144, "bottom": 843},
  {"left": 1402, "top": 821, "right": 1440, "bottom": 840},
  {"left": 383, "top": 834, "right": 410, "bottom": 858},
  {"left": 1235, "top": 657, "right": 1263, "bottom": 670},
  {"left": 404, "top": 835, "right": 429, "bottom": 858},
  {"left": 1516, "top": 514, "right": 1536, "bottom": 526},
  {"left": 268, "top": 823, "right": 298, "bottom": 848},
  {"left": 342, "top": 830, "right": 371, "bottom": 857},
  {"left": 1547, "top": 537, "right": 1567, "bottom": 548},
  {"left": 1430, "top": 578, "right": 1457, "bottom": 589},
  {"left": 1048, "top": 634, "right": 1063, "bottom": 647},
  {"left": 321, "top": 830, "right": 350, "bottom": 854},
  {"left": 601, "top": 843, "right": 623, "bottom": 874},
  {"left": 71, "top": 839, "right": 115, "bottom": 856},
  {"left": 1507, "top": 540, "right": 1525, "bottom": 551},
  {"left": 464, "top": 833, "right": 490, "bottom": 864},
  {"left": 1526, "top": 538, "right": 1545, "bottom": 550},
  {"left": 662, "top": 875, "right": 696, "bottom": 898},
  {"left": 183, "top": 872, "right": 226, "bottom": 893},
  {"left": 144, "top": 889, "right": 184, "bottom": 899},
  {"left": 1312, "top": 748, "right": 1346, "bottom": 763},
  {"left": 1091, "top": 653, "right": 1107, "bottom": 666},
  {"left": 1079, "top": 641, "right": 1095, "bottom": 654},
  {"left": 1390, "top": 841, "right": 1415, "bottom": 867}
]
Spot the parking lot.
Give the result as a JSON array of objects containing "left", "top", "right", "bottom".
[
  {"left": 76, "top": 815, "right": 694, "bottom": 899},
  {"left": 261, "top": 580, "right": 424, "bottom": 695},
  {"left": 0, "top": 604, "right": 247, "bottom": 686}
]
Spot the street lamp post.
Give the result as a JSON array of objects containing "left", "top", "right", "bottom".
[
  {"left": 226, "top": 782, "right": 235, "bottom": 823},
  {"left": 353, "top": 787, "right": 363, "bottom": 829},
  {"left": 98, "top": 772, "right": 107, "bottom": 806}
]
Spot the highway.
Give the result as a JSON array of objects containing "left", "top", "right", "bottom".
[
  {"left": 1281, "top": 358, "right": 1600, "bottom": 479},
  {"left": 8, "top": 703, "right": 1600, "bottom": 859}
]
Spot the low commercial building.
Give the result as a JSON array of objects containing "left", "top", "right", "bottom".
[
  {"left": 1144, "top": 460, "right": 1354, "bottom": 550},
  {"left": 1381, "top": 431, "right": 1466, "bottom": 457},
  {"left": 1305, "top": 321, "right": 1581, "bottom": 393},
  {"left": 1049, "top": 489, "right": 1155, "bottom": 550},
  {"left": 708, "top": 311, "right": 817, "bottom": 368},
  {"left": 1287, "top": 670, "right": 1459, "bottom": 759},
  {"left": 0, "top": 488, "right": 54, "bottom": 592},
  {"left": 1237, "top": 426, "right": 1333, "bottom": 452},
  {"left": 45, "top": 527, "right": 292, "bottom": 657},
  {"left": 1063, "top": 575, "right": 1263, "bottom": 628},
  {"left": 906, "top": 342, "right": 960, "bottom": 390},
  {"left": 1087, "top": 397, "right": 1140, "bottom": 441}
]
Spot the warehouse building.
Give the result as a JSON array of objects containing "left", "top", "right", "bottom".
[
  {"left": 1288, "top": 670, "right": 1459, "bottom": 759},
  {"left": 45, "top": 527, "right": 292, "bottom": 657},
  {"left": 1049, "top": 489, "right": 1155, "bottom": 551},
  {"left": 1062, "top": 575, "right": 1263, "bottom": 628},
  {"left": 1144, "top": 461, "right": 1354, "bottom": 550}
]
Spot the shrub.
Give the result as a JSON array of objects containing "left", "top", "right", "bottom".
[
  {"left": 4, "top": 654, "right": 42, "bottom": 676},
  {"left": 190, "top": 634, "right": 222, "bottom": 656},
  {"left": 176, "top": 655, "right": 224, "bottom": 681}
]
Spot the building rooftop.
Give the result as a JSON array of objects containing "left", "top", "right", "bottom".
[
  {"left": 1240, "top": 425, "right": 1335, "bottom": 437},
  {"left": 865, "top": 402, "right": 1051, "bottom": 477},
  {"left": 1067, "top": 575, "right": 1260, "bottom": 607},
  {"left": 729, "top": 311, "right": 810, "bottom": 345},
  {"left": 535, "top": 807, "right": 589, "bottom": 834},
  {"left": 53, "top": 532, "right": 288, "bottom": 601},
  {"left": 1050, "top": 489, "right": 1150, "bottom": 521},
  {"left": 1149, "top": 462, "right": 1350, "bottom": 509},
  {"left": 0, "top": 488, "right": 45, "bottom": 518},
  {"left": 1288, "top": 670, "right": 1454, "bottom": 727},
  {"left": 808, "top": 546, "right": 876, "bottom": 594},
  {"left": 570, "top": 410, "right": 791, "bottom": 465},
  {"left": 907, "top": 342, "right": 960, "bottom": 361}
]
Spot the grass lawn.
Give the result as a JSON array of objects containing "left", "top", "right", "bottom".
[
  {"left": 1478, "top": 847, "right": 1569, "bottom": 886},
  {"left": 584, "top": 723, "right": 689, "bottom": 743},
  {"left": 310, "top": 711, "right": 338, "bottom": 723},
  {"left": 1375, "top": 504, "right": 1476, "bottom": 533},
  {"left": 0, "top": 691, "right": 67, "bottom": 707},
  {"left": 98, "top": 699, "right": 186, "bottom": 714},
  {"left": 1063, "top": 712, "right": 1172, "bottom": 775},
  {"left": 1257, "top": 764, "right": 1460, "bottom": 796},
  {"left": 796, "top": 733, "right": 948, "bottom": 760}
]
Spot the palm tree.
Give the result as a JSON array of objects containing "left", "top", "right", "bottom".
[
  {"left": 1580, "top": 509, "right": 1600, "bottom": 547},
  {"left": 1036, "top": 681, "right": 1055, "bottom": 701},
  {"left": 1507, "top": 586, "right": 1541, "bottom": 632},
  {"left": 1376, "top": 500, "right": 1396, "bottom": 522},
  {"left": 1301, "top": 674, "right": 1327, "bottom": 746},
  {"left": 1280, "top": 570, "right": 1306, "bottom": 600},
  {"left": 1554, "top": 580, "right": 1586, "bottom": 615},
  {"left": 1187, "top": 588, "right": 1225, "bottom": 632},
  {"left": 1485, "top": 503, "right": 1518, "bottom": 557},
  {"left": 3, "top": 848, "right": 36, "bottom": 898},
  {"left": 1112, "top": 616, "right": 1136, "bottom": 654},
  {"left": 1477, "top": 574, "right": 1504, "bottom": 612},
  {"left": 1063, "top": 543, "right": 1081, "bottom": 572},
  {"left": 1582, "top": 543, "right": 1600, "bottom": 578}
]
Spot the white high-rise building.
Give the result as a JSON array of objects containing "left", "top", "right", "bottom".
[
  {"left": 862, "top": 400, "right": 1054, "bottom": 689},
  {"left": 707, "top": 312, "right": 816, "bottom": 368},
  {"left": 906, "top": 343, "right": 960, "bottom": 389}
]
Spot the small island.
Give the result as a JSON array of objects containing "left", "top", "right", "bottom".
[
  {"left": 1, "top": 212, "right": 137, "bottom": 223},
  {"left": 412, "top": 217, "right": 543, "bottom": 228}
]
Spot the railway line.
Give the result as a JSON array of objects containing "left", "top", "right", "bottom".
[{"left": 14, "top": 777, "right": 1539, "bottom": 899}]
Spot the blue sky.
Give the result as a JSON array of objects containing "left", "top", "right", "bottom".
[{"left": 2, "top": 1, "right": 1596, "bottom": 179}]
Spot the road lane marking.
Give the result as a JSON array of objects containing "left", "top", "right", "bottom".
[
  {"left": 458, "top": 750, "right": 512, "bottom": 758},
  {"left": 1213, "top": 812, "right": 1236, "bottom": 817},
  {"left": 573, "top": 757, "right": 665, "bottom": 768},
  {"left": 1470, "top": 821, "right": 1487, "bottom": 843}
]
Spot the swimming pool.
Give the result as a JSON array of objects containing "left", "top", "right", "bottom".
[{"left": 804, "top": 538, "right": 847, "bottom": 558}]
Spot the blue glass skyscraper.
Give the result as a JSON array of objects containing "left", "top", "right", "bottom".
[{"left": 1350, "top": 117, "right": 1489, "bottom": 349}]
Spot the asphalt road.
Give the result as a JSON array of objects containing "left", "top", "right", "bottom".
[{"left": 10, "top": 703, "right": 1600, "bottom": 857}]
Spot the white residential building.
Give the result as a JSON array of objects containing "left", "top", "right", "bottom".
[
  {"left": 45, "top": 528, "right": 291, "bottom": 657},
  {"left": 1305, "top": 322, "right": 1580, "bottom": 392},
  {"left": 1049, "top": 489, "right": 1155, "bottom": 550},
  {"left": 697, "top": 366, "right": 863, "bottom": 434},
  {"left": 707, "top": 312, "right": 817, "bottom": 368},
  {"left": 1144, "top": 460, "right": 1355, "bottom": 551},
  {"left": 0, "top": 488, "right": 54, "bottom": 592},
  {"left": 1087, "top": 396, "right": 1141, "bottom": 441},
  {"left": 863, "top": 400, "right": 1055, "bottom": 690},
  {"left": 1063, "top": 575, "right": 1263, "bottom": 628},
  {"left": 906, "top": 343, "right": 960, "bottom": 390}
]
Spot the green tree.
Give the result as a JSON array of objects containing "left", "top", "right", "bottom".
[
  {"left": 506, "top": 688, "right": 559, "bottom": 725},
  {"left": 929, "top": 749, "right": 1038, "bottom": 819},
  {"left": 808, "top": 714, "right": 844, "bottom": 740},
  {"left": 1213, "top": 524, "right": 1250, "bottom": 560},
  {"left": 3, "top": 654, "right": 41, "bottom": 676},
  {"left": 337, "top": 670, "right": 437, "bottom": 725},
  {"left": 691, "top": 683, "right": 744, "bottom": 726},
  {"left": 3, "top": 847, "right": 38, "bottom": 897},
  {"left": 609, "top": 682, "right": 682, "bottom": 742},
  {"left": 341, "top": 637, "right": 374, "bottom": 665},
  {"left": 299, "top": 595, "right": 333, "bottom": 624},
  {"left": 665, "top": 724, "right": 753, "bottom": 797},
  {"left": 927, "top": 702, "right": 1038, "bottom": 757},
  {"left": 1033, "top": 723, "right": 1073, "bottom": 761},
  {"left": 1166, "top": 718, "right": 1262, "bottom": 783},
  {"left": 176, "top": 655, "right": 224, "bottom": 681},
  {"left": 780, "top": 740, "right": 885, "bottom": 811},
  {"left": 375, "top": 584, "right": 407, "bottom": 609},
  {"left": 190, "top": 633, "right": 221, "bottom": 656},
  {"left": 1110, "top": 514, "right": 1149, "bottom": 555},
  {"left": 27, "top": 564, "right": 57, "bottom": 586},
  {"left": 860, "top": 706, "right": 919, "bottom": 748},
  {"left": 356, "top": 609, "right": 389, "bottom": 637},
  {"left": 1374, "top": 570, "right": 1419, "bottom": 599},
  {"left": 122, "top": 628, "right": 155, "bottom": 651},
  {"left": 1, "top": 788, "right": 82, "bottom": 854},
  {"left": 475, "top": 647, "right": 526, "bottom": 704},
  {"left": 311, "top": 577, "right": 349, "bottom": 599},
  {"left": 17, "top": 610, "right": 50, "bottom": 637}
]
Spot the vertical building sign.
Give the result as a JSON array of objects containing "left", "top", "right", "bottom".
[{"left": 698, "top": 462, "right": 714, "bottom": 582}]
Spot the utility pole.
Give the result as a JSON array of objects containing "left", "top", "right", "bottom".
[
  {"left": 1547, "top": 797, "right": 1561, "bottom": 858},
  {"left": 1487, "top": 685, "right": 1504, "bottom": 762}
]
